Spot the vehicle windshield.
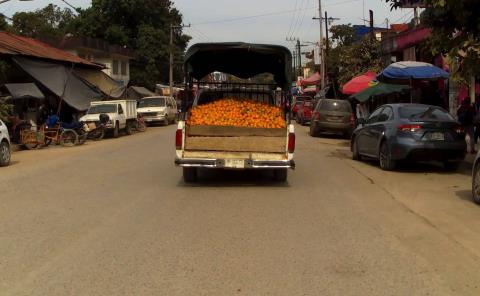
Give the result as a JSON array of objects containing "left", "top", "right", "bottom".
[
  {"left": 87, "top": 104, "right": 117, "bottom": 114},
  {"left": 399, "top": 106, "right": 454, "bottom": 122},
  {"left": 320, "top": 100, "right": 351, "bottom": 112},
  {"left": 139, "top": 97, "right": 166, "bottom": 108}
]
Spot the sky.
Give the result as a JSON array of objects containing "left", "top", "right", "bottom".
[{"left": 1, "top": 0, "right": 415, "bottom": 53}]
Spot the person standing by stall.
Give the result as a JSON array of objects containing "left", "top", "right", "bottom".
[{"left": 457, "top": 97, "right": 477, "bottom": 153}]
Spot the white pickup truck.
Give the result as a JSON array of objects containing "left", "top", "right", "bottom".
[
  {"left": 80, "top": 100, "right": 137, "bottom": 138},
  {"left": 174, "top": 42, "right": 295, "bottom": 183}
]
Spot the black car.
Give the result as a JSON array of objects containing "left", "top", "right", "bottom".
[
  {"left": 309, "top": 99, "right": 355, "bottom": 138},
  {"left": 351, "top": 104, "right": 466, "bottom": 171}
]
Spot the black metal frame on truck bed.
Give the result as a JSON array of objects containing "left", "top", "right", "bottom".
[{"left": 182, "top": 42, "right": 293, "bottom": 120}]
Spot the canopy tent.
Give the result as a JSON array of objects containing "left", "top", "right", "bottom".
[
  {"left": 342, "top": 71, "right": 377, "bottom": 95},
  {"left": 127, "top": 86, "right": 155, "bottom": 101},
  {"left": 379, "top": 61, "right": 449, "bottom": 81},
  {"left": 185, "top": 42, "right": 292, "bottom": 89},
  {"left": 4, "top": 83, "right": 45, "bottom": 100},
  {"left": 74, "top": 68, "right": 126, "bottom": 99},
  {"left": 350, "top": 82, "right": 410, "bottom": 103},
  {"left": 302, "top": 85, "right": 317, "bottom": 94},
  {"left": 300, "top": 72, "right": 320, "bottom": 87},
  {"left": 13, "top": 57, "right": 102, "bottom": 111}
]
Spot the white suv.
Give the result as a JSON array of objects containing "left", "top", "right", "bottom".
[{"left": 0, "top": 119, "right": 11, "bottom": 166}]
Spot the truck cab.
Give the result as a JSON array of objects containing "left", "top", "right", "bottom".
[{"left": 174, "top": 42, "right": 294, "bottom": 183}]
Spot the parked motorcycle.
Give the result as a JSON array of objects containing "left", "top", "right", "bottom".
[{"left": 67, "top": 114, "right": 110, "bottom": 144}]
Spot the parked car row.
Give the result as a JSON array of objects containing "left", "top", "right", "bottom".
[{"left": 1, "top": 96, "right": 177, "bottom": 167}]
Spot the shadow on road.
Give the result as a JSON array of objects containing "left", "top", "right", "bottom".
[
  {"left": 456, "top": 189, "right": 475, "bottom": 204},
  {"left": 177, "top": 169, "right": 291, "bottom": 188}
]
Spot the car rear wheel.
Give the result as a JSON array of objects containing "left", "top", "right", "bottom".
[
  {"left": 309, "top": 123, "right": 317, "bottom": 137},
  {"left": 379, "top": 141, "right": 396, "bottom": 171},
  {"left": 0, "top": 140, "right": 11, "bottom": 166},
  {"left": 183, "top": 167, "right": 197, "bottom": 183},
  {"left": 473, "top": 164, "right": 480, "bottom": 204},
  {"left": 352, "top": 137, "right": 361, "bottom": 161}
]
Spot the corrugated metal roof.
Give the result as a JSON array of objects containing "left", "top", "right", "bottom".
[{"left": 0, "top": 31, "right": 102, "bottom": 68}]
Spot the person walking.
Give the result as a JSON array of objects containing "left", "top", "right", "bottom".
[{"left": 457, "top": 97, "right": 477, "bottom": 153}]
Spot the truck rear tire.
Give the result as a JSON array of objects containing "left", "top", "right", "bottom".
[
  {"left": 183, "top": 167, "right": 197, "bottom": 183},
  {"left": 113, "top": 123, "right": 119, "bottom": 138},
  {"left": 273, "top": 169, "right": 288, "bottom": 182},
  {"left": 125, "top": 122, "right": 133, "bottom": 135}
]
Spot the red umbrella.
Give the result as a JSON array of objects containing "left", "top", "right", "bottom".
[
  {"left": 300, "top": 72, "right": 321, "bottom": 87},
  {"left": 342, "top": 71, "right": 377, "bottom": 95}
]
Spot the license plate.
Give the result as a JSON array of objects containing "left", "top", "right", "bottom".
[
  {"left": 145, "top": 118, "right": 153, "bottom": 122},
  {"left": 431, "top": 132, "right": 445, "bottom": 141},
  {"left": 224, "top": 159, "right": 245, "bottom": 169}
]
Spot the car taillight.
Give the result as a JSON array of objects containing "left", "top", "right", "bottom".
[
  {"left": 288, "top": 133, "right": 295, "bottom": 153},
  {"left": 313, "top": 111, "right": 320, "bottom": 120},
  {"left": 175, "top": 129, "right": 183, "bottom": 149},
  {"left": 349, "top": 113, "right": 355, "bottom": 126},
  {"left": 455, "top": 126, "right": 465, "bottom": 134},
  {"left": 398, "top": 124, "right": 422, "bottom": 132}
]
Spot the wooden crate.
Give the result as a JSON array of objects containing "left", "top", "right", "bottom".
[
  {"left": 187, "top": 125, "right": 286, "bottom": 137},
  {"left": 185, "top": 136, "right": 286, "bottom": 153}
]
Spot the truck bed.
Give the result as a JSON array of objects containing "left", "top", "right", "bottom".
[{"left": 185, "top": 125, "right": 287, "bottom": 154}]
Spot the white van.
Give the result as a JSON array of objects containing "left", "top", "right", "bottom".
[
  {"left": 0, "top": 119, "right": 11, "bottom": 166},
  {"left": 137, "top": 96, "right": 177, "bottom": 125}
]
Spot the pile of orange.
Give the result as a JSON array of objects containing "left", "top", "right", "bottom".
[{"left": 188, "top": 99, "right": 286, "bottom": 129}]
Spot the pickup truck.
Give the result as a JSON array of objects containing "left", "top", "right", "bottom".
[
  {"left": 80, "top": 100, "right": 137, "bottom": 138},
  {"left": 174, "top": 42, "right": 295, "bottom": 183}
]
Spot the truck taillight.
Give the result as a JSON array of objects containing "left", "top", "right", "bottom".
[
  {"left": 288, "top": 133, "right": 295, "bottom": 153},
  {"left": 175, "top": 129, "right": 183, "bottom": 149}
]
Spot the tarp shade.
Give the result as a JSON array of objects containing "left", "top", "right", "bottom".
[
  {"left": 185, "top": 43, "right": 292, "bottom": 89},
  {"left": 4, "top": 83, "right": 45, "bottom": 100},
  {"left": 13, "top": 57, "right": 102, "bottom": 111},
  {"left": 127, "top": 86, "right": 155, "bottom": 101},
  {"left": 300, "top": 72, "right": 320, "bottom": 87},
  {"left": 74, "top": 68, "right": 126, "bottom": 99},
  {"left": 350, "top": 82, "right": 410, "bottom": 103}
]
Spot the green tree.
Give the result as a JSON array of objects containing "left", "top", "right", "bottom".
[
  {"left": 329, "top": 24, "right": 356, "bottom": 47},
  {"left": 11, "top": 4, "right": 75, "bottom": 38},
  {"left": 70, "top": 0, "right": 190, "bottom": 89},
  {"left": 0, "top": 14, "right": 10, "bottom": 31}
]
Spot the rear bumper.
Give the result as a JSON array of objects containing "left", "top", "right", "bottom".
[
  {"left": 175, "top": 158, "right": 295, "bottom": 169},
  {"left": 313, "top": 121, "right": 353, "bottom": 132},
  {"left": 391, "top": 139, "right": 466, "bottom": 161}
]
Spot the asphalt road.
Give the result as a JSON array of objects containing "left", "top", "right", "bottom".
[{"left": 1, "top": 124, "right": 480, "bottom": 295}]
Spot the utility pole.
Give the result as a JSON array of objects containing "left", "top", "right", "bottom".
[
  {"left": 170, "top": 23, "right": 190, "bottom": 98},
  {"left": 369, "top": 10, "right": 374, "bottom": 40},
  {"left": 296, "top": 39, "right": 302, "bottom": 78},
  {"left": 318, "top": 0, "right": 325, "bottom": 89}
]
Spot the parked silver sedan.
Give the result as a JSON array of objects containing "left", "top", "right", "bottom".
[{"left": 0, "top": 119, "right": 11, "bottom": 167}]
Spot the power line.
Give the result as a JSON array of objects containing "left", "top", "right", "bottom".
[
  {"left": 286, "top": 0, "right": 300, "bottom": 39},
  {"left": 290, "top": 0, "right": 309, "bottom": 39},
  {"left": 192, "top": 0, "right": 360, "bottom": 26}
]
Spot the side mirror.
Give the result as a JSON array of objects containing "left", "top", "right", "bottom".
[{"left": 356, "top": 118, "right": 366, "bottom": 126}]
